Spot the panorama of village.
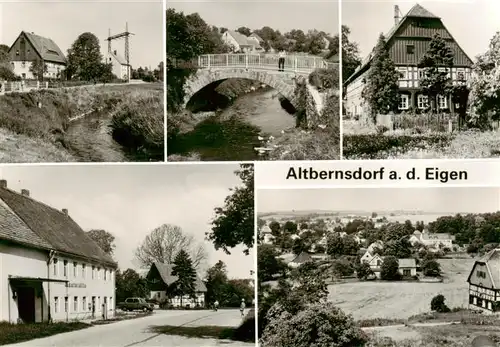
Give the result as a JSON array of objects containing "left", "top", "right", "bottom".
[
  {"left": 257, "top": 187, "right": 500, "bottom": 347},
  {"left": 0, "top": 1, "right": 164, "bottom": 163},
  {"left": 0, "top": 164, "right": 255, "bottom": 347},
  {"left": 342, "top": 1, "right": 500, "bottom": 159}
]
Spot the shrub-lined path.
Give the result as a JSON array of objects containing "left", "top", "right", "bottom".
[{"left": 3, "top": 309, "right": 252, "bottom": 347}]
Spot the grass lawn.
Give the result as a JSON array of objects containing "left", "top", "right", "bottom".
[
  {"left": 0, "top": 321, "right": 91, "bottom": 346},
  {"left": 328, "top": 258, "right": 475, "bottom": 321},
  {"left": 342, "top": 119, "right": 500, "bottom": 159},
  {"left": 150, "top": 325, "right": 239, "bottom": 339}
]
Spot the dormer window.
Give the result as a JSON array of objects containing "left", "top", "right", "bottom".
[{"left": 406, "top": 45, "right": 415, "bottom": 54}]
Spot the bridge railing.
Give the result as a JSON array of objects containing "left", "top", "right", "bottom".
[{"left": 193, "top": 54, "right": 333, "bottom": 73}]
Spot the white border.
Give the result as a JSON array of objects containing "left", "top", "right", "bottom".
[
  {"left": 338, "top": 0, "right": 343, "bottom": 160},
  {"left": 163, "top": 0, "right": 167, "bottom": 162}
]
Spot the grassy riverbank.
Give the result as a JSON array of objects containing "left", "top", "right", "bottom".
[{"left": 0, "top": 83, "right": 164, "bottom": 162}]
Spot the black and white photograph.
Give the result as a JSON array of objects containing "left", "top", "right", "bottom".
[
  {"left": 166, "top": 0, "right": 340, "bottom": 162},
  {"left": 0, "top": 163, "right": 255, "bottom": 347},
  {"left": 0, "top": 1, "right": 164, "bottom": 163},
  {"left": 257, "top": 186, "right": 500, "bottom": 346},
  {"left": 341, "top": 1, "right": 500, "bottom": 160}
]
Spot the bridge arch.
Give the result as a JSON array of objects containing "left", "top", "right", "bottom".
[{"left": 183, "top": 68, "right": 306, "bottom": 110}]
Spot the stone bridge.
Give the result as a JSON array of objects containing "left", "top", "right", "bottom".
[{"left": 182, "top": 53, "right": 335, "bottom": 110}]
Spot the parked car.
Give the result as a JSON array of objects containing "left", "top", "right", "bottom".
[{"left": 117, "top": 297, "right": 154, "bottom": 312}]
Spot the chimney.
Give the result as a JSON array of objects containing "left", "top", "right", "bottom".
[
  {"left": 394, "top": 5, "right": 400, "bottom": 25},
  {"left": 21, "top": 189, "right": 30, "bottom": 197},
  {"left": 113, "top": 50, "right": 117, "bottom": 55},
  {"left": 62, "top": 208, "right": 68, "bottom": 216},
  {"left": 0, "top": 180, "right": 6, "bottom": 189}
]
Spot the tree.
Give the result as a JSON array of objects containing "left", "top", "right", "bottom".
[
  {"left": 332, "top": 258, "right": 355, "bottom": 278},
  {"left": 356, "top": 261, "right": 374, "bottom": 280},
  {"left": 115, "top": 269, "right": 148, "bottom": 303},
  {"left": 292, "top": 237, "right": 307, "bottom": 255},
  {"left": 421, "top": 258, "right": 441, "bottom": 277},
  {"left": 29, "top": 59, "right": 48, "bottom": 81},
  {"left": 341, "top": 25, "right": 362, "bottom": 83},
  {"left": 258, "top": 244, "right": 286, "bottom": 282},
  {"left": 383, "top": 237, "right": 412, "bottom": 259},
  {"left": 66, "top": 32, "right": 104, "bottom": 81},
  {"left": 260, "top": 302, "right": 367, "bottom": 347},
  {"left": 205, "top": 260, "right": 228, "bottom": 305},
  {"left": 342, "top": 235, "right": 360, "bottom": 255},
  {"left": 380, "top": 256, "right": 400, "bottom": 280},
  {"left": 269, "top": 221, "right": 281, "bottom": 238},
  {"left": 207, "top": 164, "right": 254, "bottom": 254},
  {"left": 326, "top": 233, "right": 344, "bottom": 257},
  {"left": 86, "top": 229, "right": 116, "bottom": 256},
  {"left": 98, "top": 62, "right": 114, "bottom": 84},
  {"left": 171, "top": 249, "right": 197, "bottom": 307},
  {"left": 236, "top": 27, "right": 252, "bottom": 36},
  {"left": 283, "top": 221, "right": 298, "bottom": 234},
  {"left": 362, "top": 34, "right": 400, "bottom": 120},
  {"left": 135, "top": 224, "right": 207, "bottom": 270},
  {"left": 430, "top": 294, "right": 450, "bottom": 313},
  {"left": 0, "top": 44, "right": 10, "bottom": 63},
  {"left": 419, "top": 33, "right": 454, "bottom": 112}
]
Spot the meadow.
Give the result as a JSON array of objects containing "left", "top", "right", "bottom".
[{"left": 327, "top": 258, "right": 475, "bottom": 321}]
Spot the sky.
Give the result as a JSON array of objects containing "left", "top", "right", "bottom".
[
  {"left": 342, "top": 0, "right": 500, "bottom": 59},
  {"left": 168, "top": 0, "right": 339, "bottom": 35},
  {"left": 0, "top": 164, "right": 254, "bottom": 280},
  {"left": 258, "top": 187, "right": 500, "bottom": 214},
  {"left": 0, "top": 0, "right": 163, "bottom": 69}
]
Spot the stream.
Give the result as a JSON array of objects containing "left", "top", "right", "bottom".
[
  {"left": 168, "top": 89, "right": 296, "bottom": 161},
  {"left": 63, "top": 110, "right": 128, "bottom": 162}
]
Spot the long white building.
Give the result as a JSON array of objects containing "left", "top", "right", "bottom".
[{"left": 0, "top": 179, "right": 117, "bottom": 323}]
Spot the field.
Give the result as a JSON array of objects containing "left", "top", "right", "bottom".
[
  {"left": 342, "top": 119, "right": 500, "bottom": 159},
  {"left": 328, "top": 258, "right": 475, "bottom": 321}
]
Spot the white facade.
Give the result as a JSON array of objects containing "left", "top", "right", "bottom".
[
  {"left": 0, "top": 243, "right": 115, "bottom": 323},
  {"left": 11, "top": 61, "right": 65, "bottom": 80},
  {"left": 149, "top": 290, "right": 205, "bottom": 308},
  {"left": 106, "top": 52, "right": 130, "bottom": 80}
]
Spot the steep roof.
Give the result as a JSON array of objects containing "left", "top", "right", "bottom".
[
  {"left": 150, "top": 262, "right": 207, "bottom": 292},
  {"left": 344, "top": 3, "right": 472, "bottom": 85},
  {"left": 226, "top": 30, "right": 253, "bottom": 46},
  {"left": 109, "top": 51, "right": 128, "bottom": 66},
  {"left": 421, "top": 232, "right": 454, "bottom": 241},
  {"left": 291, "top": 252, "right": 312, "bottom": 264},
  {"left": 249, "top": 33, "right": 264, "bottom": 43},
  {"left": 9, "top": 31, "right": 66, "bottom": 64},
  {"left": 467, "top": 249, "right": 500, "bottom": 289},
  {"left": 0, "top": 184, "right": 115, "bottom": 266}
]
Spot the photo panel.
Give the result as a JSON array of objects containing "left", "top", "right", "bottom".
[
  {"left": 256, "top": 186, "right": 500, "bottom": 346},
  {"left": 341, "top": 0, "right": 500, "bottom": 160},
  {"left": 0, "top": 0, "right": 164, "bottom": 163},
  {"left": 166, "top": 0, "right": 340, "bottom": 162},
  {"left": 0, "top": 163, "right": 255, "bottom": 346}
]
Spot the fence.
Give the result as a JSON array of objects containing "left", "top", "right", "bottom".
[
  {"left": 376, "top": 113, "right": 459, "bottom": 133},
  {"left": 0, "top": 79, "right": 127, "bottom": 94}
]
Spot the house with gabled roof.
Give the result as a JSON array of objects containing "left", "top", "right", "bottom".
[
  {"left": 467, "top": 249, "right": 500, "bottom": 312},
  {"left": 146, "top": 262, "right": 207, "bottom": 308},
  {"left": 0, "top": 179, "right": 117, "bottom": 324},
  {"left": 288, "top": 252, "right": 313, "bottom": 268},
  {"left": 222, "top": 30, "right": 263, "bottom": 53},
  {"left": 105, "top": 49, "right": 130, "bottom": 81},
  {"left": 344, "top": 3, "right": 474, "bottom": 119},
  {"left": 8, "top": 31, "right": 67, "bottom": 80}
]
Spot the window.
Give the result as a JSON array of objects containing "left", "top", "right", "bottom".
[
  {"left": 83, "top": 297, "right": 87, "bottom": 311},
  {"left": 469, "top": 295, "right": 474, "bottom": 304},
  {"left": 457, "top": 71, "right": 465, "bottom": 80},
  {"left": 104, "top": 269, "right": 107, "bottom": 281},
  {"left": 64, "top": 297, "right": 68, "bottom": 313},
  {"left": 398, "top": 69, "right": 408, "bottom": 80},
  {"left": 63, "top": 260, "right": 68, "bottom": 277},
  {"left": 92, "top": 266, "right": 95, "bottom": 279},
  {"left": 73, "top": 262, "right": 78, "bottom": 277},
  {"left": 376, "top": 260, "right": 381, "bottom": 266},
  {"left": 15, "top": 50, "right": 19, "bottom": 56},
  {"left": 406, "top": 44, "right": 415, "bottom": 54},
  {"left": 74, "top": 297, "right": 78, "bottom": 312},
  {"left": 477, "top": 298, "right": 483, "bottom": 307},
  {"left": 399, "top": 94, "right": 409, "bottom": 110},
  {"left": 110, "top": 297, "right": 113, "bottom": 310},
  {"left": 418, "top": 69, "right": 426, "bottom": 79},
  {"left": 53, "top": 258, "right": 58, "bottom": 276},
  {"left": 403, "top": 269, "right": 411, "bottom": 276},
  {"left": 97, "top": 267, "right": 101, "bottom": 280},
  {"left": 417, "top": 95, "right": 429, "bottom": 109},
  {"left": 82, "top": 264, "right": 86, "bottom": 279},
  {"left": 437, "top": 95, "right": 448, "bottom": 109},
  {"left": 477, "top": 270, "right": 487, "bottom": 279},
  {"left": 54, "top": 297, "right": 59, "bottom": 313}
]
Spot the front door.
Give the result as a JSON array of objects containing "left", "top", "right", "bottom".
[{"left": 17, "top": 287, "right": 36, "bottom": 323}]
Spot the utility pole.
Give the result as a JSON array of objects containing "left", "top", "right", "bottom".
[{"left": 106, "top": 22, "right": 134, "bottom": 82}]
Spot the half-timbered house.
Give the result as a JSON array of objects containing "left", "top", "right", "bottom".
[
  {"left": 344, "top": 3, "right": 474, "bottom": 118},
  {"left": 467, "top": 249, "right": 500, "bottom": 313}
]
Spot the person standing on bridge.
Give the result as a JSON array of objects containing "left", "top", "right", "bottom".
[
  {"left": 278, "top": 50, "right": 286, "bottom": 72},
  {"left": 240, "top": 299, "right": 246, "bottom": 317}
]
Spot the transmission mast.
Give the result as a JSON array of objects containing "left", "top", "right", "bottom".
[{"left": 106, "top": 22, "right": 134, "bottom": 82}]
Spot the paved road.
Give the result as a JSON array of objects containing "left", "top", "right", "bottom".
[{"left": 4, "top": 309, "right": 254, "bottom": 347}]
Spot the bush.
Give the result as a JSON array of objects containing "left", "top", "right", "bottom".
[
  {"left": 431, "top": 294, "right": 450, "bottom": 313},
  {"left": 260, "top": 303, "right": 367, "bottom": 347},
  {"left": 308, "top": 67, "right": 339, "bottom": 91},
  {"left": 343, "top": 133, "right": 451, "bottom": 159}
]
